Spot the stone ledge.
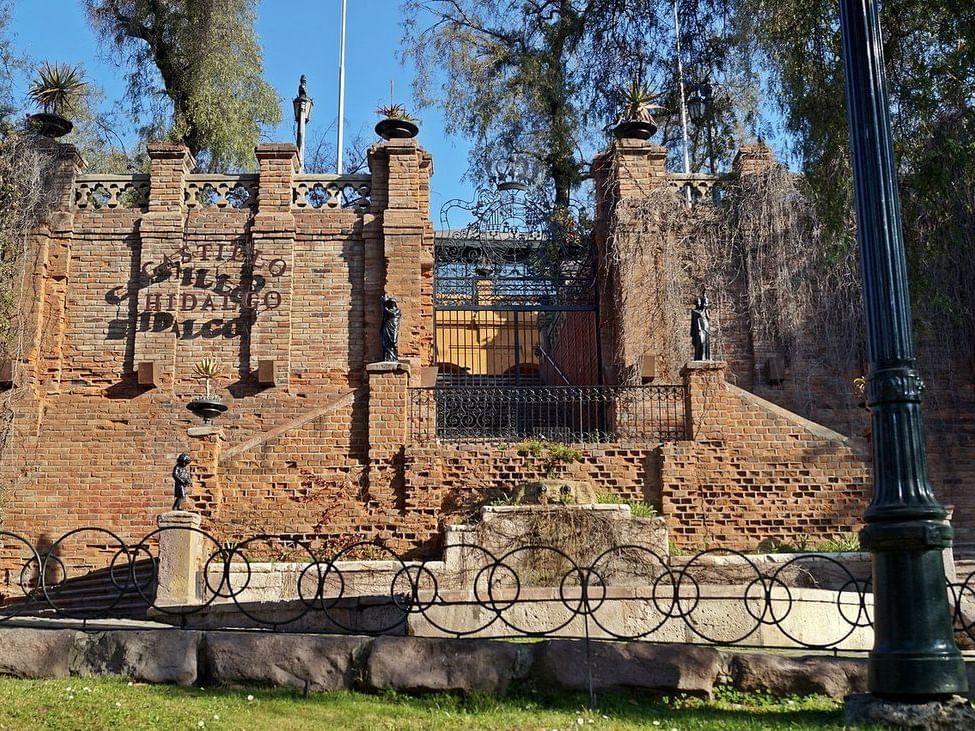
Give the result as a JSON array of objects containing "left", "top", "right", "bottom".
[
  {"left": 366, "top": 361, "right": 410, "bottom": 375},
  {"left": 0, "top": 626, "right": 967, "bottom": 704}
]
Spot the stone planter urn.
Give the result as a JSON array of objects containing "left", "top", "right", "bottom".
[
  {"left": 375, "top": 118, "right": 419, "bottom": 140},
  {"left": 186, "top": 397, "right": 227, "bottom": 424},
  {"left": 27, "top": 112, "right": 73, "bottom": 138},
  {"left": 612, "top": 119, "right": 657, "bottom": 141}
]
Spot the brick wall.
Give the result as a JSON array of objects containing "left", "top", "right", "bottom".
[
  {"left": 3, "top": 132, "right": 968, "bottom": 580},
  {"left": 0, "top": 138, "right": 434, "bottom": 565}
]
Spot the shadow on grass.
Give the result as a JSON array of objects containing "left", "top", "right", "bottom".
[{"left": 147, "top": 682, "right": 856, "bottom": 730}]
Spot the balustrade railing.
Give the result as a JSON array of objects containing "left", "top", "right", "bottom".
[
  {"left": 184, "top": 174, "right": 259, "bottom": 210},
  {"left": 410, "top": 384, "right": 687, "bottom": 444},
  {"left": 293, "top": 174, "right": 371, "bottom": 212},
  {"left": 73, "top": 174, "right": 150, "bottom": 210},
  {"left": 665, "top": 173, "right": 728, "bottom": 205}
]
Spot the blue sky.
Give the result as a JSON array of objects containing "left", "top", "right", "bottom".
[{"left": 7, "top": 0, "right": 477, "bottom": 212}]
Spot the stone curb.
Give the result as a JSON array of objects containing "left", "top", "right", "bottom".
[{"left": 0, "top": 627, "right": 963, "bottom": 700}]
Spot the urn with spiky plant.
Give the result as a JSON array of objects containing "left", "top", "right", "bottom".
[
  {"left": 375, "top": 103, "right": 419, "bottom": 140},
  {"left": 187, "top": 358, "right": 228, "bottom": 423},
  {"left": 612, "top": 80, "right": 662, "bottom": 141},
  {"left": 26, "top": 63, "right": 87, "bottom": 138}
]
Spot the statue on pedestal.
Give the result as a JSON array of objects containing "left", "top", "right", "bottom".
[
  {"left": 171, "top": 453, "right": 191, "bottom": 511},
  {"left": 691, "top": 294, "right": 712, "bottom": 361},
  {"left": 381, "top": 295, "right": 401, "bottom": 362}
]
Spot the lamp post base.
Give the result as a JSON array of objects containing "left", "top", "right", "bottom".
[{"left": 844, "top": 694, "right": 975, "bottom": 728}]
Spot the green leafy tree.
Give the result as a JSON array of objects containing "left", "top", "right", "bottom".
[
  {"left": 734, "top": 0, "right": 975, "bottom": 340},
  {"left": 84, "top": 0, "right": 281, "bottom": 170},
  {"left": 402, "top": 1, "right": 761, "bottom": 206}
]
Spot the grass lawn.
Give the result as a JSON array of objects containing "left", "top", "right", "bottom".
[{"left": 0, "top": 676, "right": 871, "bottom": 730}]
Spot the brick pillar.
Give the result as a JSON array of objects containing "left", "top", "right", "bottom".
[
  {"left": 187, "top": 425, "right": 224, "bottom": 520},
  {"left": 681, "top": 360, "right": 728, "bottom": 441},
  {"left": 135, "top": 144, "right": 194, "bottom": 390},
  {"left": 367, "top": 139, "right": 434, "bottom": 364},
  {"left": 732, "top": 142, "right": 779, "bottom": 392},
  {"left": 365, "top": 361, "right": 411, "bottom": 508},
  {"left": 592, "top": 140, "right": 669, "bottom": 384},
  {"left": 250, "top": 144, "right": 298, "bottom": 386},
  {"left": 21, "top": 142, "right": 83, "bottom": 398}
]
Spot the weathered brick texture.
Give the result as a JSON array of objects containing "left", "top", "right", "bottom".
[{"left": 3, "top": 132, "right": 966, "bottom": 580}]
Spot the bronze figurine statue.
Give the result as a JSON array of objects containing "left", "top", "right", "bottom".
[
  {"left": 691, "top": 294, "right": 712, "bottom": 361},
  {"left": 381, "top": 295, "right": 401, "bottom": 362},
  {"left": 172, "top": 453, "right": 191, "bottom": 511}
]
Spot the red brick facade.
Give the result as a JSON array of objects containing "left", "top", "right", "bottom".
[{"left": 12, "top": 132, "right": 958, "bottom": 575}]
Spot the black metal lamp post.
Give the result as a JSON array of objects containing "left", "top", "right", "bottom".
[
  {"left": 686, "top": 83, "right": 716, "bottom": 175},
  {"left": 838, "top": 0, "right": 967, "bottom": 699}
]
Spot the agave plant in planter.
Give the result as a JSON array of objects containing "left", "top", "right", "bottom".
[
  {"left": 187, "top": 358, "right": 228, "bottom": 423},
  {"left": 26, "top": 63, "right": 87, "bottom": 139},
  {"left": 375, "top": 103, "right": 419, "bottom": 140},
  {"left": 612, "top": 80, "right": 663, "bottom": 141}
]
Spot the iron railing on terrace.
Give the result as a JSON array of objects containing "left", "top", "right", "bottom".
[
  {"left": 410, "top": 384, "right": 687, "bottom": 444},
  {"left": 5, "top": 525, "right": 975, "bottom": 654}
]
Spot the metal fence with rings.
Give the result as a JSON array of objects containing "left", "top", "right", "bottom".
[{"left": 3, "top": 526, "right": 973, "bottom": 652}]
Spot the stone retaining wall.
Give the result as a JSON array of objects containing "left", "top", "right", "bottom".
[{"left": 0, "top": 626, "right": 903, "bottom": 700}]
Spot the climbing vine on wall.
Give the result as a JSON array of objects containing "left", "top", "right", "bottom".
[
  {"left": 601, "top": 149, "right": 864, "bottom": 392},
  {"left": 0, "top": 133, "right": 61, "bottom": 516}
]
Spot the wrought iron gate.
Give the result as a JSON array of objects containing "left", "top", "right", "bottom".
[
  {"left": 433, "top": 186, "right": 601, "bottom": 388},
  {"left": 427, "top": 183, "right": 615, "bottom": 441}
]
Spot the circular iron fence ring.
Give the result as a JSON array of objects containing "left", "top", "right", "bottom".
[
  {"left": 297, "top": 561, "right": 327, "bottom": 608},
  {"left": 124, "top": 543, "right": 159, "bottom": 595},
  {"left": 202, "top": 545, "right": 250, "bottom": 600},
  {"left": 316, "top": 541, "right": 410, "bottom": 635},
  {"left": 742, "top": 576, "right": 792, "bottom": 625},
  {"left": 0, "top": 531, "right": 40, "bottom": 621},
  {"left": 478, "top": 561, "right": 520, "bottom": 613},
  {"left": 768, "top": 554, "right": 866, "bottom": 648},
  {"left": 836, "top": 578, "right": 873, "bottom": 629},
  {"left": 675, "top": 549, "right": 768, "bottom": 645},
  {"left": 19, "top": 554, "right": 66, "bottom": 597},
  {"left": 649, "top": 568, "right": 684, "bottom": 620},
  {"left": 490, "top": 545, "right": 582, "bottom": 636},
  {"left": 42, "top": 527, "right": 130, "bottom": 619},
  {"left": 224, "top": 535, "right": 319, "bottom": 628},
  {"left": 667, "top": 568, "right": 702, "bottom": 620},
  {"left": 556, "top": 565, "right": 592, "bottom": 617},
  {"left": 952, "top": 584, "right": 975, "bottom": 642},
  {"left": 107, "top": 546, "right": 137, "bottom": 593},
  {"left": 391, "top": 564, "right": 440, "bottom": 613}
]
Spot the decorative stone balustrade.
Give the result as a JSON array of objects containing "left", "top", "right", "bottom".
[
  {"left": 73, "top": 174, "right": 150, "bottom": 210},
  {"left": 665, "top": 172, "right": 728, "bottom": 204},
  {"left": 184, "top": 174, "right": 260, "bottom": 210},
  {"left": 293, "top": 174, "right": 371, "bottom": 212},
  {"left": 72, "top": 172, "right": 373, "bottom": 213}
]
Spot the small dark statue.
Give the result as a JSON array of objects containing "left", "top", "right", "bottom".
[
  {"left": 691, "top": 294, "right": 712, "bottom": 361},
  {"left": 381, "top": 295, "right": 401, "bottom": 362},
  {"left": 171, "top": 453, "right": 191, "bottom": 511}
]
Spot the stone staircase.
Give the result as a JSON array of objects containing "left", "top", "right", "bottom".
[{"left": 1, "top": 558, "right": 156, "bottom": 620}]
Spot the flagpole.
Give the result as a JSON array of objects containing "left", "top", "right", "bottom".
[
  {"left": 336, "top": 0, "right": 348, "bottom": 174},
  {"left": 673, "top": 0, "right": 691, "bottom": 177}
]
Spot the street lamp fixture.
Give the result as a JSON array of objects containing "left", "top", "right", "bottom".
[
  {"left": 292, "top": 74, "right": 314, "bottom": 173},
  {"left": 686, "top": 83, "right": 715, "bottom": 175},
  {"left": 838, "top": 0, "right": 967, "bottom": 710}
]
